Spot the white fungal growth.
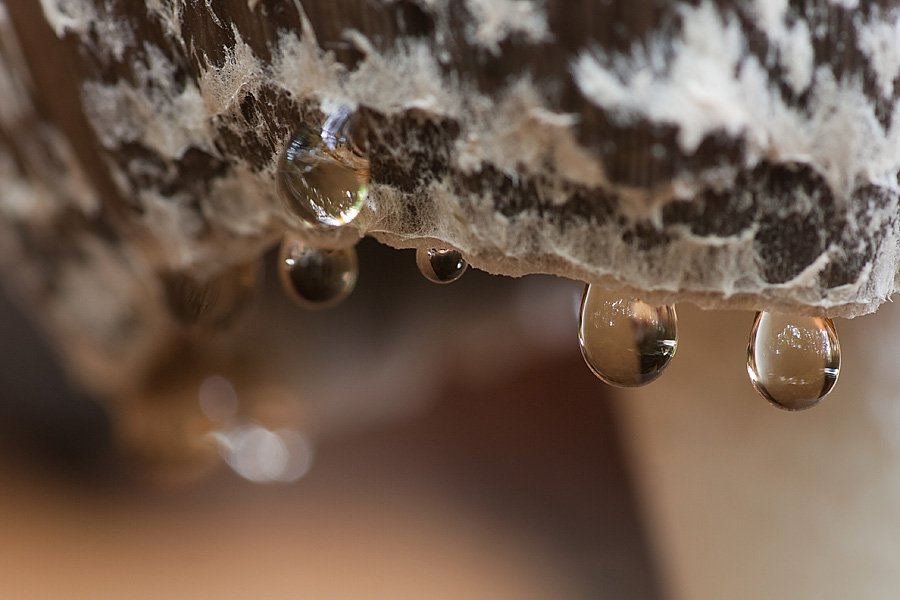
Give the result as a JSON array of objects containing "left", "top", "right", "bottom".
[
  {"left": 780, "top": 21, "right": 814, "bottom": 94},
  {"left": 144, "top": 0, "right": 185, "bottom": 52},
  {"left": 453, "top": 80, "right": 605, "bottom": 188},
  {"left": 37, "top": 0, "right": 94, "bottom": 37},
  {"left": 857, "top": 9, "right": 900, "bottom": 99},
  {"left": 40, "top": 0, "right": 134, "bottom": 61},
  {"left": 270, "top": 31, "right": 342, "bottom": 106},
  {"left": 463, "top": 0, "right": 550, "bottom": 54},
  {"left": 83, "top": 44, "right": 211, "bottom": 158},
  {"left": 198, "top": 29, "right": 264, "bottom": 116},
  {"left": 749, "top": 0, "right": 815, "bottom": 94},
  {"left": 343, "top": 33, "right": 460, "bottom": 115},
  {"left": 573, "top": 4, "right": 751, "bottom": 153},
  {"left": 26, "top": 0, "right": 900, "bottom": 322},
  {"left": 572, "top": 1, "right": 900, "bottom": 201}
]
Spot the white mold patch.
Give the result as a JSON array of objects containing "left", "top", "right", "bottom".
[
  {"left": 40, "top": 0, "right": 134, "bottom": 61},
  {"left": 343, "top": 33, "right": 459, "bottom": 115},
  {"left": 572, "top": 1, "right": 900, "bottom": 202},
  {"left": 83, "top": 43, "right": 211, "bottom": 159},
  {"left": 144, "top": 0, "right": 186, "bottom": 51},
  {"left": 270, "top": 31, "right": 342, "bottom": 105},
  {"left": 857, "top": 9, "right": 900, "bottom": 99},
  {"left": 463, "top": 0, "right": 550, "bottom": 54},
  {"left": 26, "top": 0, "right": 900, "bottom": 321},
  {"left": 573, "top": 3, "right": 752, "bottom": 154},
  {"left": 198, "top": 28, "right": 264, "bottom": 116},
  {"left": 0, "top": 0, "right": 97, "bottom": 217},
  {"left": 453, "top": 80, "right": 605, "bottom": 188},
  {"left": 38, "top": 0, "right": 95, "bottom": 37},
  {"left": 748, "top": 0, "right": 814, "bottom": 94}
]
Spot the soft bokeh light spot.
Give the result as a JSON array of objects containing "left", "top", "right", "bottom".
[
  {"left": 198, "top": 375, "right": 239, "bottom": 423},
  {"left": 215, "top": 422, "right": 315, "bottom": 484}
]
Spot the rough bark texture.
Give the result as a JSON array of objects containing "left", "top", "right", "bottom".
[{"left": 1, "top": 0, "right": 899, "bottom": 394}]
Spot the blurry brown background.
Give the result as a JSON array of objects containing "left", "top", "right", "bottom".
[{"left": 0, "top": 240, "right": 661, "bottom": 599}]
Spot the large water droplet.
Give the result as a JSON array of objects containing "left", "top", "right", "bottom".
[
  {"left": 578, "top": 285, "right": 678, "bottom": 387},
  {"left": 747, "top": 312, "right": 840, "bottom": 411},
  {"left": 416, "top": 247, "right": 468, "bottom": 284},
  {"left": 277, "top": 106, "right": 370, "bottom": 228},
  {"left": 161, "top": 262, "right": 259, "bottom": 330},
  {"left": 278, "top": 235, "right": 358, "bottom": 309}
]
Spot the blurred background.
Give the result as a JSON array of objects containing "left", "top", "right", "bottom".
[
  {"left": 0, "top": 239, "right": 661, "bottom": 599},
  {"left": 5, "top": 238, "right": 900, "bottom": 599}
]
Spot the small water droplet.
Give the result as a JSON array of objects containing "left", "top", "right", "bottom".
[
  {"left": 278, "top": 234, "right": 358, "bottom": 309},
  {"left": 577, "top": 285, "right": 678, "bottom": 387},
  {"left": 277, "top": 106, "right": 370, "bottom": 228},
  {"left": 416, "top": 247, "right": 468, "bottom": 284},
  {"left": 747, "top": 312, "right": 840, "bottom": 410},
  {"left": 161, "top": 262, "right": 259, "bottom": 330}
]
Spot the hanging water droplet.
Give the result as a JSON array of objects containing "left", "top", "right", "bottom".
[
  {"left": 278, "top": 234, "right": 358, "bottom": 309},
  {"left": 162, "top": 261, "right": 259, "bottom": 330},
  {"left": 277, "top": 106, "right": 370, "bottom": 228},
  {"left": 577, "top": 285, "right": 678, "bottom": 387},
  {"left": 416, "top": 247, "right": 468, "bottom": 284},
  {"left": 747, "top": 312, "right": 840, "bottom": 411}
]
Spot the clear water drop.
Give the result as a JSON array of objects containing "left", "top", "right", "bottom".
[
  {"left": 277, "top": 106, "right": 370, "bottom": 228},
  {"left": 747, "top": 312, "right": 840, "bottom": 411},
  {"left": 416, "top": 247, "right": 468, "bottom": 284},
  {"left": 278, "top": 234, "right": 358, "bottom": 309},
  {"left": 577, "top": 284, "right": 678, "bottom": 387},
  {"left": 161, "top": 262, "right": 259, "bottom": 330}
]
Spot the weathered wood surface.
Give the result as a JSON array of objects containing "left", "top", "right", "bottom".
[{"left": 1, "top": 1, "right": 899, "bottom": 393}]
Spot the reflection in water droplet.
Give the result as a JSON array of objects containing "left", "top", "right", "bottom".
[
  {"left": 416, "top": 247, "right": 468, "bottom": 284},
  {"left": 161, "top": 261, "right": 259, "bottom": 330},
  {"left": 577, "top": 285, "right": 678, "bottom": 387},
  {"left": 747, "top": 312, "right": 840, "bottom": 410},
  {"left": 277, "top": 106, "right": 370, "bottom": 228},
  {"left": 278, "top": 234, "right": 358, "bottom": 309}
]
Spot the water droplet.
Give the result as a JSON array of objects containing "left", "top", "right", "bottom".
[
  {"left": 161, "top": 262, "right": 259, "bottom": 330},
  {"left": 747, "top": 312, "right": 840, "bottom": 411},
  {"left": 278, "top": 234, "right": 358, "bottom": 309},
  {"left": 277, "top": 106, "right": 370, "bottom": 228},
  {"left": 416, "top": 247, "right": 468, "bottom": 284},
  {"left": 577, "top": 285, "right": 678, "bottom": 387}
]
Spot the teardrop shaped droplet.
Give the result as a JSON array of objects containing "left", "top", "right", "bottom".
[
  {"left": 278, "top": 235, "right": 358, "bottom": 309},
  {"left": 577, "top": 285, "right": 678, "bottom": 387},
  {"left": 416, "top": 247, "right": 468, "bottom": 284},
  {"left": 747, "top": 312, "right": 840, "bottom": 411},
  {"left": 162, "top": 261, "right": 259, "bottom": 330},
  {"left": 277, "top": 106, "right": 370, "bottom": 228}
]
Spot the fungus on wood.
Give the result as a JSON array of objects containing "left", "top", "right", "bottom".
[{"left": 1, "top": 0, "right": 899, "bottom": 395}]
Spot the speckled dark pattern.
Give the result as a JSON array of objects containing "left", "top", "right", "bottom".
[{"left": 0, "top": 0, "right": 899, "bottom": 398}]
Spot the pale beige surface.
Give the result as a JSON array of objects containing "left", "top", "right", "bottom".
[
  {"left": 617, "top": 303, "right": 900, "bottom": 600},
  {"left": 0, "top": 465, "right": 577, "bottom": 600}
]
